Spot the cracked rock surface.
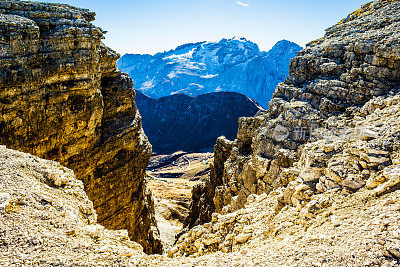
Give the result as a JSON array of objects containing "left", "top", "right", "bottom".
[
  {"left": 0, "top": 146, "right": 148, "bottom": 266},
  {"left": 184, "top": 0, "right": 400, "bottom": 231},
  {"left": 0, "top": 0, "right": 161, "bottom": 254},
  {"left": 175, "top": 0, "right": 400, "bottom": 265}
]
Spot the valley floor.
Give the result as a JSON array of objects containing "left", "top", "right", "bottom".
[{"left": 146, "top": 152, "right": 213, "bottom": 250}]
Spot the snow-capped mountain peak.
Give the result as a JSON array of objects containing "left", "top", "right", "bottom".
[
  {"left": 231, "top": 36, "right": 248, "bottom": 41},
  {"left": 117, "top": 38, "right": 302, "bottom": 107}
]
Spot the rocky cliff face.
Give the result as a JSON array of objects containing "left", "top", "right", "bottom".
[
  {"left": 181, "top": 0, "right": 400, "bottom": 241},
  {"left": 181, "top": 136, "right": 233, "bottom": 230},
  {"left": 136, "top": 91, "right": 263, "bottom": 154},
  {"left": 0, "top": 0, "right": 161, "bottom": 254},
  {"left": 118, "top": 38, "right": 302, "bottom": 108}
]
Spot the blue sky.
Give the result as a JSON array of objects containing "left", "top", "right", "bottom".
[{"left": 34, "top": 0, "right": 370, "bottom": 55}]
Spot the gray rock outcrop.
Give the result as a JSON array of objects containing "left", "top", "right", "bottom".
[{"left": 183, "top": 0, "right": 400, "bottom": 234}]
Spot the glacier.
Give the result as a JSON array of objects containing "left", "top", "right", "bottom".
[{"left": 118, "top": 38, "right": 302, "bottom": 108}]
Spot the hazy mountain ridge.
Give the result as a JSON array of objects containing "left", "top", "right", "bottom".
[
  {"left": 118, "top": 38, "right": 302, "bottom": 107},
  {"left": 136, "top": 90, "right": 263, "bottom": 154}
]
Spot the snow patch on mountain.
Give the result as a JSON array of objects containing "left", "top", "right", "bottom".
[{"left": 118, "top": 38, "right": 302, "bottom": 107}]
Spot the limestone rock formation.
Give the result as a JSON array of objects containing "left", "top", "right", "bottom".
[
  {"left": 136, "top": 91, "right": 263, "bottom": 154},
  {"left": 0, "top": 0, "right": 161, "bottom": 254},
  {"left": 182, "top": 136, "right": 233, "bottom": 231},
  {"left": 170, "top": 187, "right": 400, "bottom": 266},
  {"left": 0, "top": 146, "right": 149, "bottom": 265},
  {"left": 1, "top": 146, "right": 398, "bottom": 267},
  {"left": 179, "top": 0, "right": 400, "bottom": 254}
]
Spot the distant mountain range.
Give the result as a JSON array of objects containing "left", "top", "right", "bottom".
[
  {"left": 135, "top": 90, "right": 263, "bottom": 154},
  {"left": 118, "top": 38, "right": 302, "bottom": 107}
]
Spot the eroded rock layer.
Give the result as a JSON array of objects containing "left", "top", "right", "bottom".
[
  {"left": 0, "top": 146, "right": 148, "bottom": 265},
  {"left": 0, "top": 0, "right": 161, "bottom": 254},
  {"left": 182, "top": 0, "right": 400, "bottom": 240}
]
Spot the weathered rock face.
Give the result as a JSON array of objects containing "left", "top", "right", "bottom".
[
  {"left": 0, "top": 0, "right": 161, "bottom": 254},
  {"left": 171, "top": 182, "right": 400, "bottom": 265},
  {"left": 182, "top": 136, "right": 233, "bottom": 231},
  {"left": 183, "top": 0, "right": 400, "bottom": 234},
  {"left": 0, "top": 146, "right": 147, "bottom": 265},
  {"left": 136, "top": 90, "right": 263, "bottom": 154}
]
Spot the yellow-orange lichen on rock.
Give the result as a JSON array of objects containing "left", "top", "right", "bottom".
[{"left": 0, "top": 0, "right": 162, "bottom": 254}]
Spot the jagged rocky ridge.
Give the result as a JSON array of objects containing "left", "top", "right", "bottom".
[
  {"left": 118, "top": 38, "right": 302, "bottom": 108},
  {"left": 0, "top": 0, "right": 161, "bottom": 254},
  {"left": 136, "top": 91, "right": 263, "bottom": 154},
  {"left": 175, "top": 0, "right": 400, "bottom": 261}
]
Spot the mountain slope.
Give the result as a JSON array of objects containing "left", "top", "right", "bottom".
[
  {"left": 173, "top": 0, "right": 400, "bottom": 264},
  {"left": 118, "top": 38, "right": 302, "bottom": 107},
  {"left": 136, "top": 91, "right": 263, "bottom": 154},
  {"left": 0, "top": 146, "right": 147, "bottom": 265},
  {"left": 0, "top": 0, "right": 161, "bottom": 254}
]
